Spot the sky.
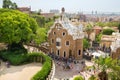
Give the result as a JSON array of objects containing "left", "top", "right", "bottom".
[{"left": 0, "top": 0, "right": 120, "bottom": 13}]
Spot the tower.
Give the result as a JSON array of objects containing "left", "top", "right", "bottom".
[{"left": 60, "top": 7, "right": 65, "bottom": 21}]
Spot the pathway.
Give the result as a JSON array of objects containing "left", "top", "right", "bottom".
[
  {"left": 0, "top": 62, "right": 42, "bottom": 80},
  {"left": 54, "top": 60, "right": 94, "bottom": 80}
]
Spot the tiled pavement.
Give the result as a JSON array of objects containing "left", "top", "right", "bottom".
[{"left": 54, "top": 60, "right": 94, "bottom": 80}]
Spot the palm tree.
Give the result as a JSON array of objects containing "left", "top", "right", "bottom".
[
  {"left": 94, "top": 56, "right": 120, "bottom": 80},
  {"left": 93, "top": 56, "right": 113, "bottom": 80},
  {"left": 85, "top": 24, "right": 93, "bottom": 41},
  {"left": 108, "top": 59, "right": 120, "bottom": 80}
]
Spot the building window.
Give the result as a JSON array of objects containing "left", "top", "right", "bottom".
[
  {"left": 56, "top": 42, "right": 60, "bottom": 46},
  {"left": 63, "top": 51, "right": 66, "bottom": 57},
  {"left": 56, "top": 38, "right": 61, "bottom": 47},
  {"left": 78, "top": 50, "right": 81, "bottom": 55},
  {"left": 53, "top": 32, "right": 56, "bottom": 35},
  {"left": 63, "top": 32, "right": 66, "bottom": 36},
  {"left": 66, "top": 41, "right": 69, "bottom": 46},
  {"left": 57, "top": 50, "right": 60, "bottom": 56},
  {"left": 51, "top": 39, "right": 54, "bottom": 43}
]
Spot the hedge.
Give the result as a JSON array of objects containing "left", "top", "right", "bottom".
[
  {"left": 0, "top": 51, "right": 52, "bottom": 80},
  {"left": 0, "top": 50, "right": 28, "bottom": 65},
  {"left": 31, "top": 53, "right": 52, "bottom": 80}
]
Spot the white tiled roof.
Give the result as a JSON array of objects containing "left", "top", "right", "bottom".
[{"left": 48, "top": 13, "right": 84, "bottom": 40}]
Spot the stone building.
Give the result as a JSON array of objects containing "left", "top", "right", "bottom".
[
  {"left": 110, "top": 32, "right": 120, "bottom": 59},
  {"left": 100, "top": 35, "right": 116, "bottom": 48},
  {"left": 48, "top": 8, "right": 84, "bottom": 60},
  {"left": 17, "top": 7, "right": 31, "bottom": 14},
  {"left": 93, "top": 26, "right": 102, "bottom": 35}
]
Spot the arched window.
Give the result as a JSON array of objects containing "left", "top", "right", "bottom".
[
  {"left": 53, "top": 32, "right": 56, "bottom": 35},
  {"left": 57, "top": 50, "right": 60, "bottom": 56},
  {"left": 51, "top": 39, "right": 54, "bottom": 43},
  {"left": 78, "top": 50, "right": 81, "bottom": 55},
  {"left": 56, "top": 38, "right": 61, "bottom": 47},
  {"left": 63, "top": 32, "right": 66, "bottom": 36},
  {"left": 63, "top": 51, "right": 66, "bottom": 57}
]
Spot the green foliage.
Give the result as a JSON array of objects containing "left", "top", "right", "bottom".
[
  {"left": 102, "top": 29, "right": 115, "bottom": 35},
  {"left": 118, "top": 24, "right": 120, "bottom": 32},
  {"left": 34, "top": 28, "right": 47, "bottom": 44},
  {"left": 53, "top": 15, "right": 59, "bottom": 21},
  {"left": 3, "top": 0, "right": 17, "bottom": 9},
  {"left": 0, "top": 50, "right": 28, "bottom": 65},
  {"left": 0, "top": 51, "right": 52, "bottom": 80},
  {"left": 85, "top": 24, "right": 93, "bottom": 33},
  {"left": 94, "top": 56, "right": 120, "bottom": 80},
  {"left": 83, "top": 38, "right": 90, "bottom": 50},
  {"left": 94, "top": 56, "right": 113, "bottom": 72},
  {"left": 95, "top": 33, "right": 102, "bottom": 43},
  {"left": 31, "top": 15, "right": 46, "bottom": 27},
  {"left": 74, "top": 76, "right": 84, "bottom": 80},
  {"left": 88, "top": 75, "right": 97, "bottom": 80},
  {"left": 85, "top": 24, "right": 93, "bottom": 39},
  {"left": 31, "top": 14, "right": 54, "bottom": 31},
  {"left": 31, "top": 53, "right": 52, "bottom": 80},
  {"left": 0, "top": 9, "right": 38, "bottom": 46},
  {"left": 96, "top": 22, "right": 120, "bottom": 27}
]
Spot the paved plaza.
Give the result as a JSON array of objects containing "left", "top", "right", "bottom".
[
  {"left": 0, "top": 62, "right": 42, "bottom": 80},
  {"left": 54, "top": 60, "right": 94, "bottom": 80}
]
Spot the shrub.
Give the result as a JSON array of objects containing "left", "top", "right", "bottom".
[
  {"left": 0, "top": 51, "right": 52, "bottom": 80},
  {"left": 74, "top": 76, "right": 84, "bottom": 80},
  {"left": 0, "top": 50, "right": 28, "bottom": 65},
  {"left": 31, "top": 53, "right": 52, "bottom": 80}
]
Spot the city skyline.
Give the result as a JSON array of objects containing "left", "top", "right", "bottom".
[{"left": 0, "top": 0, "right": 120, "bottom": 13}]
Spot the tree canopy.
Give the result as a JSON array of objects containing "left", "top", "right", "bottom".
[
  {"left": 83, "top": 38, "right": 90, "bottom": 50},
  {"left": 118, "top": 24, "right": 120, "bottom": 32},
  {"left": 2, "top": 0, "right": 17, "bottom": 9},
  {"left": 0, "top": 9, "right": 38, "bottom": 48},
  {"left": 95, "top": 21, "right": 120, "bottom": 27},
  {"left": 102, "top": 29, "right": 115, "bottom": 35},
  {"left": 34, "top": 28, "right": 47, "bottom": 44},
  {"left": 95, "top": 33, "right": 102, "bottom": 43}
]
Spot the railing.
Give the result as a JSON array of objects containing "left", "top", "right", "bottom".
[{"left": 46, "top": 60, "right": 55, "bottom": 80}]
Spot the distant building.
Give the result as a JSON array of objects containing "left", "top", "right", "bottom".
[
  {"left": 48, "top": 8, "right": 84, "bottom": 60},
  {"left": 93, "top": 26, "right": 102, "bottom": 35},
  {"left": 17, "top": 7, "right": 31, "bottom": 14},
  {"left": 100, "top": 35, "right": 116, "bottom": 48},
  {"left": 50, "top": 9, "right": 59, "bottom": 15},
  {"left": 40, "top": 13, "right": 55, "bottom": 18},
  {"left": 110, "top": 32, "right": 120, "bottom": 59}
]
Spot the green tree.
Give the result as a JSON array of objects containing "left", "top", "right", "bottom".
[
  {"left": 2, "top": 0, "right": 12, "bottom": 8},
  {"left": 34, "top": 28, "right": 47, "bottom": 44},
  {"left": 10, "top": 2, "right": 17, "bottom": 9},
  {"left": 2, "top": 0, "right": 17, "bottom": 9},
  {"left": 102, "top": 29, "right": 115, "bottom": 35},
  {"left": 85, "top": 24, "right": 93, "bottom": 40},
  {"left": 83, "top": 38, "right": 90, "bottom": 50},
  {"left": 95, "top": 33, "right": 102, "bottom": 43},
  {"left": 0, "top": 9, "right": 38, "bottom": 51},
  {"left": 93, "top": 57, "right": 120, "bottom": 80},
  {"left": 74, "top": 75, "right": 84, "bottom": 80},
  {"left": 31, "top": 15, "right": 46, "bottom": 28},
  {"left": 118, "top": 24, "right": 120, "bottom": 32}
]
